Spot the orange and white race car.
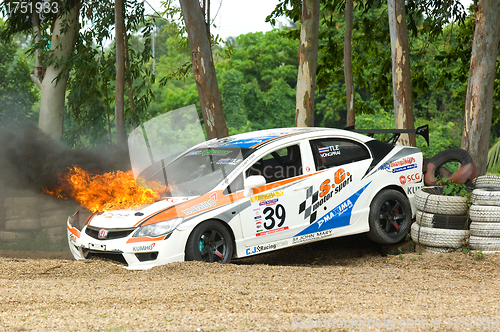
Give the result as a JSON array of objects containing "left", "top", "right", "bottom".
[{"left": 67, "top": 123, "right": 425, "bottom": 270}]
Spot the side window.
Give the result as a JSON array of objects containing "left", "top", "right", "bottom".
[
  {"left": 246, "top": 145, "right": 302, "bottom": 184},
  {"left": 223, "top": 174, "right": 244, "bottom": 195},
  {"left": 310, "top": 138, "right": 370, "bottom": 170}
]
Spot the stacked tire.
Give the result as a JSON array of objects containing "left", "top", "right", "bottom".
[
  {"left": 469, "top": 175, "right": 500, "bottom": 253},
  {"left": 411, "top": 187, "right": 470, "bottom": 253},
  {"left": 1, "top": 197, "right": 40, "bottom": 243},
  {"left": 1, "top": 193, "right": 79, "bottom": 245}
]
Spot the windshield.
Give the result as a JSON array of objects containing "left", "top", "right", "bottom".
[
  {"left": 128, "top": 105, "right": 206, "bottom": 179},
  {"left": 141, "top": 147, "right": 254, "bottom": 197}
]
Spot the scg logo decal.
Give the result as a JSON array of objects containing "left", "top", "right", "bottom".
[{"left": 399, "top": 173, "right": 421, "bottom": 185}]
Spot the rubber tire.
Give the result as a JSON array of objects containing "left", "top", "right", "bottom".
[
  {"left": 5, "top": 218, "right": 40, "bottom": 231},
  {"left": 0, "top": 231, "right": 31, "bottom": 242},
  {"left": 40, "top": 214, "right": 69, "bottom": 228},
  {"left": 469, "top": 205, "right": 500, "bottom": 222},
  {"left": 471, "top": 188, "right": 500, "bottom": 206},
  {"left": 415, "top": 211, "right": 469, "bottom": 229},
  {"left": 185, "top": 220, "right": 234, "bottom": 263},
  {"left": 411, "top": 223, "right": 469, "bottom": 249},
  {"left": 3, "top": 197, "right": 40, "bottom": 208},
  {"left": 424, "top": 148, "right": 476, "bottom": 186},
  {"left": 367, "top": 189, "right": 412, "bottom": 244},
  {"left": 469, "top": 235, "right": 500, "bottom": 251},
  {"left": 473, "top": 175, "right": 500, "bottom": 189},
  {"left": 470, "top": 222, "right": 500, "bottom": 237},
  {"left": 4, "top": 208, "right": 39, "bottom": 219},
  {"left": 415, "top": 187, "right": 468, "bottom": 215},
  {"left": 415, "top": 211, "right": 435, "bottom": 228}
]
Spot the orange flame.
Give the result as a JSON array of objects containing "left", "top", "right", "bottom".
[{"left": 45, "top": 166, "right": 166, "bottom": 213}]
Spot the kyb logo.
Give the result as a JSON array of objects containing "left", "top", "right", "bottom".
[{"left": 399, "top": 173, "right": 421, "bottom": 185}]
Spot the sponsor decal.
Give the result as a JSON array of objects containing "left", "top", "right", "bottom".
[
  {"left": 392, "top": 163, "right": 417, "bottom": 173},
  {"left": 292, "top": 230, "right": 333, "bottom": 245},
  {"left": 259, "top": 198, "right": 278, "bottom": 206},
  {"left": 133, "top": 243, "right": 156, "bottom": 252},
  {"left": 182, "top": 199, "right": 217, "bottom": 215},
  {"left": 295, "top": 183, "right": 371, "bottom": 236},
  {"left": 251, "top": 191, "right": 288, "bottom": 236},
  {"left": 201, "top": 149, "right": 232, "bottom": 156},
  {"left": 219, "top": 136, "right": 279, "bottom": 148},
  {"left": 400, "top": 173, "right": 421, "bottom": 185},
  {"left": 390, "top": 157, "right": 415, "bottom": 168},
  {"left": 379, "top": 163, "right": 390, "bottom": 171},
  {"left": 380, "top": 157, "right": 417, "bottom": 173},
  {"left": 319, "top": 145, "right": 341, "bottom": 157},
  {"left": 407, "top": 185, "right": 423, "bottom": 195},
  {"left": 186, "top": 150, "right": 202, "bottom": 156},
  {"left": 317, "top": 199, "right": 353, "bottom": 229},
  {"left": 250, "top": 190, "right": 284, "bottom": 203},
  {"left": 299, "top": 168, "right": 353, "bottom": 224},
  {"left": 245, "top": 240, "right": 289, "bottom": 255},
  {"left": 164, "top": 197, "right": 190, "bottom": 204},
  {"left": 102, "top": 212, "right": 132, "bottom": 219},
  {"left": 306, "top": 166, "right": 311, "bottom": 172},
  {"left": 216, "top": 158, "right": 242, "bottom": 165},
  {"left": 69, "top": 234, "right": 77, "bottom": 243}
]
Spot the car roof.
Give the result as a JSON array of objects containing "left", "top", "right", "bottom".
[{"left": 195, "top": 127, "right": 374, "bottom": 150}]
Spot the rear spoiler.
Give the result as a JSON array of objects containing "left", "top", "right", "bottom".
[{"left": 345, "top": 124, "right": 429, "bottom": 146}]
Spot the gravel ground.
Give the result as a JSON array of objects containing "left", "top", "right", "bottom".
[{"left": 1, "top": 236, "right": 500, "bottom": 332}]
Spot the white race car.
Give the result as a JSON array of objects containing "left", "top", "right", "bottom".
[{"left": 67, "top": 125, "right": 425, "bottom": 270}]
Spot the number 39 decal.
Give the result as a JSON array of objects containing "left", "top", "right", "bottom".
[
  {"left": 251, "top": 194, "right": 289, "bottom": 237},
  {"left": 263, "top": 204, "right": 286, "bottom": 230}
]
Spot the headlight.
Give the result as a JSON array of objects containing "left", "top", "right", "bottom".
[{"left": 132, "top": 217, "right": 184, "bottom": 238}]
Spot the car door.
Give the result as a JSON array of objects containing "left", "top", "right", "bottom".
[
  {"left": 294, "top": 137, "right": 373, "bottom": 237},
  {"left": 238, "top": 142, "right": 313, "bottom": 247}
]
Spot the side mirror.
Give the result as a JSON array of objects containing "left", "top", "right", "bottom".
[{"left": 244, "top": 175, "right": 266, "bottom": 197}]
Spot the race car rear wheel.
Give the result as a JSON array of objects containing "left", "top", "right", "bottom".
[
  {"left": 367, "top": 189, "right": 412, "bottom": 244},
  {"left": 185, "top": 220, "right": 234, "bottom": 263}
]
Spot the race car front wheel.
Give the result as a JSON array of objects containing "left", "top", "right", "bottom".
[
  {"left": 185, "top": 220, "right": 234, "bottom": 263},
  {"left": 367, "top": 189, "right": 412, "bottom": 244}
]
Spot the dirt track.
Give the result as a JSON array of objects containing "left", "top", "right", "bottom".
[{"left": 1, "top": 236, "right": 500, "bottom": 331}]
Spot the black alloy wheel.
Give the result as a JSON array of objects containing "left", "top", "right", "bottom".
[
  {"left": 185, "top": 220, "right": 234, "bottom": 263},
  {"left": 367, "top": 189, "right": 412, "bottom": 244}
]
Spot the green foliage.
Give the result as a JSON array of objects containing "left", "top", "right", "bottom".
[
  {"left": 437, "top": 177, "right": 471, "bottom": 199},
  {"left": 62, "top": 0, "right": 156, "bottom": 147},
  {"left": 487, "top": 138, "right": 500, "bottom": 173},
  {"left": 151, "top": 29, "right": 298, "bottom": 134},
  {"left": 0, "top": 20, "right": 38, "bottom": 126},
  {"left": 473, "top": 250, "right": 484, "bottom": 260}
]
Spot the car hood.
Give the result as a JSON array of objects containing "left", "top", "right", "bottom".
[{"left": 87, "top": 196, "right": 194, "bottom": 229}]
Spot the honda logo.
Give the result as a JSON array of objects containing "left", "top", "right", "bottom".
[{"left": 98, "top": 229, "right": 109, "bottom": 239}]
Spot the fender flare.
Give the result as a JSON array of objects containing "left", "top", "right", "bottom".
[{"left": 424, "top": 148, "right": 476, "bottom": 186}]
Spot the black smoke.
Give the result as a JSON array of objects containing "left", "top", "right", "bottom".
[{"left": 0, "top": 122, "right": 131, "bottom": 194}]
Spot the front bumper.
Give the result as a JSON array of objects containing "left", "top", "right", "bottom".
[{"left": 67, "top": 221, "right": 188, "bottom": 270}]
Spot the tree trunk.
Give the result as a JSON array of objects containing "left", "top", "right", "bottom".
[
  {"left": 180, "top": 0, "right": 228, "bottom": 139},
  {"left": 115, "top": 0, "right": 127, "bottom": 147},
  {"left": 344, "top": 0, "right": 355, "bottom": 128},
  {"left": 32, "top": 3, "right": 79, "bottom": 140},
  {"left": 296, "top": 0, "right": 320, "bottom": 128},
  {"left": 462, "top": 0, "right": 500, "bottom": 175},
  {"left": 387, "top": 0, "right": 416, "bottom": 146}
]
